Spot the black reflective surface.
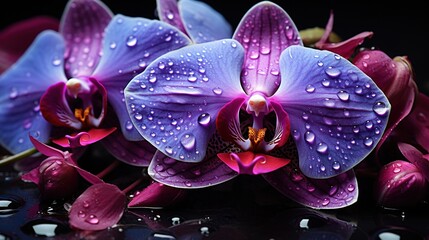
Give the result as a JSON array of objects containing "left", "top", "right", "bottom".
[{"left": 1, "top": 169, "right": 429, "bottom": 240}]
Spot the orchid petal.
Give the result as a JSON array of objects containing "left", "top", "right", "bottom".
[
  {"left": 354, "top": 51, "right": 417, "bottom": 155},
  {"left": 60, "top": 0, "right": 113, "bottom": 77},
  {"left": 40, "top": 82, "right": 82, "bottom": 129},
  {"left": 52, "top": 128, "right": 116, "bottom": 148},
  {"left": 100, "top": 129, "right": 156, "bottom": 167},
  {"left": 374, "top": 160, "right": 427, "bottom": 208},
  {"left": 148, "top": 150, "right": 238, "bottom": 188},
  {"left": 69, "top": 183, "right": 126, "bottom": 231},
  {"left": 21, "top": 167, "right": 41, "bottom": 185},
  {"left": 396, "top": 93, "right": 429, "bottom": 152},
  {"left": 264, "top": 102, "right": 291, "bottom": 150},
  {"left": 314, "top": 12, "right": 372, "bottom": 59},
  {"left": 263, "top": 160, "right": 358, "bottom": 209},
  {"left": 92, "top": 15, "right": 192, "bottom": 141},
  {"left": 276, "top": 45, "right": 390, "bottom": 178},
  {"left": 128, "top": 181, "right": 187, "bottom": 208},
  {"left": 398, "top": 142, "right": 429, "bottom": 182},
  {"left": 0, "top": 16, "right": 59, "bottom": 73},
  {"left": 179, "top": 0, "right": 232, "bottom": 43},
  {"left": 72, "top": 164, "right": 104, "bottom": 185},
  {"left": 233, "top": 1, "right": 302, "bottom": 96},
  {"left": 29, "top": 135, "right": 64, "bottom": 158},
  {"left": 156, "top": 0, "right": 187, "bottom": 34},
  {"left": 216, "top": 98, "right": 250, "bottom": 150},
  {"left": 125, "top": 39, "right": 245, "bottom": 162},
  {"left": 218, "top": 151, "right": 290, "bottom": 175},
  {"left": 0, "top": 30, "right": 67, "bottom": 153}
]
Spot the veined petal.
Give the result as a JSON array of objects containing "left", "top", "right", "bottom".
[
  {"left": 128, "top": 182, "right": 187, "bottom": 208},
  {"left": 263, "top": 162, "right": 358, "bottom": 209},
  {"left": 276, "top": 45, "right": 390, "bottom": 179},
  {"left": 233, "top": 1, "right": 302, "bottom": 96},
  {"left": 101, "top": 130, "right": 156, "bottom": 167},
  {"left": 262, "top": 102, "right": 290, "bottom": 151},
  {"left": 29, "top": 135, "right": 64, "bottom": 158},
  {"left": 92, "top": 14, "right": 191, "bottom": 141},
  {"left": 125, "top": 39, "right": 245, "bottom": 162},
  {"left": 148, "top": 150, "right": 237, "bottom": 188},
  {"left": 398, "top": 142, "right": 429, "bottom": 182},
  {"left": 40, "top": 82, "right": 82, "bottom": 129},
  {"left": 0, "top": 30, "right": 67, "bottom": 153},
  {"left": 69, "top": 183, "right": 126, "bottom": 231},
  {"left": 60, "top": 0, "right": 113, "bottom": 77},
  {"left": 216, "top": 98, "right": 250, "bottom": 150},
  {"left": 156, "top": 0, "right": 187, "bottom": 34},
  {"left": 179, "top": 0, "right": 232, "bottom": 43}
]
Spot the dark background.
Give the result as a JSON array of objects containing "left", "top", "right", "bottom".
[{"left": 1, "top": 0, "right": 428, "bottom": 93}]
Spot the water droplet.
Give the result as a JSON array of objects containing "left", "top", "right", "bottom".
[
  {"left": 325, "top": 67, "right": 341, "bottom": 78},
  {"left": 125, "top": 121, "right": 134, "bottom": 130},
  {"left": 212, "top": 87, "right": 223, "bottom": 95},
  {"left": 187, "top": 76, "right": 197, "bottom": 82},
  {"left": 332, "top": 161, "right": 341, "bottom": 170},
  {"left": 9, "top": 88, "right": 18, "bottom": 99},
  {"left": 21, "top": 219, "right": 70, "bottom": 237},
  {"left": 393, "top": 167, "right": 401, "bottom": 173},
  {"left": 364, "top": 137, "right": 373, "bottom": 147},
  {"left": 321, "top": 79, "right": 330, "bottom": 87},
  {"left": 171, "top": 217, "right": 181, "bottom": 225},
  {"left": 365, "top": 120, "right": 373, "bottom": 129},
  {"left": 0, "top": 195, "right": 24, "bottom": 215},
  {"left": 293, "top": 130, "right": 300, "bottom": 140},
  {"left": 134, "top": 113, "right": 143, "bottom": 121},
  {"left": 337, "top": 91, "right": 350, "bottom": 101},
  {"left": 305, "top": 131, "right": 315, "bottom": 144},
  {"left": 260, "top": 46, "right": 271, "bottom": 55},
  {"left": 347, "top": 184, "right": 355, "bottom": 192},
  {"left": 52, "top": 57, "right": 62, "bottom": 66},
  {"left": 316, "top": 142, "right": 328, "bottom": 154},
  {"left": 180, "top": 134, "right": 196, "bottom": 150},
  {"left": 78, "top": 211, "right": 86, "bottom": 218},
  {"left": 323, "top": 98, "right": 335, "bottom": 107},
  {"left": 306, "top": 84, "right": 315, "bottom": 93},
  {"left": 249, "top": 51, "right": 259, "bottom": 59},
  {"left": 373, "top": 101, "right": 389, "bottom": 116},
  {"left": 200, "top": 226, "right": 210, "bottom": 236},
  {"left": 86, "top": 215, "right": 99, "bottom": 224},
  {"left": 126, "top": 35, "right": 138, "bottom": 47},
  {"left": 109, "top": 42, "right": 117, "bottom": 49},
  {"left": 165, "top": 146, "right": 174, "bottom": 155},
  {"left": 197, "top": 113, "right": 211, "bottom": 126},
  {"left": 321, "top": 198, "right": 330, "bottom": 206},
  {"left": 317, "top": 61, "right": 324, "bottom": 67}
]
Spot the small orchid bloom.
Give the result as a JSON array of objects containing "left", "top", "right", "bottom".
[
  {"left": 353, "top": 50, "right": 417, "bottom": 160},
  {"left": 398, "top": 142, "right": 429, "bottom": 182},
  {"left": 21, "top": 136, "right": 103, "bottom": 201},
  {"left": 128, "top": 181, "right": 187, "bottom": 208},
  {"left": 125, "top": 1, "right": 390, "bottom": 179},
  {"left": 156, "top": 0, "right": 232, "bottom": 43},
  {"left": 374, "top": 160, "right": 427, "bottom": 208},
  {"left": 0, "top": 16, "right": 59, "bottom": 74},
  {"left": 0, "top": 0, "right": 191, "bottom": 166},
  {"left": 314, "top": 11, "right": 373, "bottom": 59}
]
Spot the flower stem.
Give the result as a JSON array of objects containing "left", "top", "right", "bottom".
[
  {"left": 0, "top": 147, "right": 37, "bottom": 167},
  {"left": 122, "top": 178, "right": 144, "bottom": 194},
  {"left": 96, "top": 160, "right": 121, "bottom": 179}
]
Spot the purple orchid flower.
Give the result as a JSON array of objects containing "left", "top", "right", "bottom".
[
  {"left": 0, "top": 0, "right": 192, "bottom": 166},
  {"left": 156, "top": 0, "right": 232, "bottom": 43},
  {"left": 125, "top": 1, "right": 390, "bottom": 177},
  {"left": 125, "top": 1, "right": 389, "bottom": 208}
]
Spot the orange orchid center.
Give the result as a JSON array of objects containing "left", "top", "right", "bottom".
[
  {"left": 74, "top": 106, "right": 92, "bottom": 126},
  {"left": 248, "top": 127, "right": 266, "bottom": 148}
]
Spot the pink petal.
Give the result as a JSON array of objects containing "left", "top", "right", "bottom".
[
  {"left": 398, "top": 142, "right": 429, "bottom": 182},
  {"left": 52, "top": 128, "right": 116, "bottom": 148},
  {"left": 128, "top": 182, "right": 186, "bottom": 208},
  {"left": 29, "top": 136, "right": 64, "bottom": 158},
  {"left": 69, "top": 183, "right": 126, "bottom": 231},
  {"left": 374, "top": 160, "right": 427, "bottom": 208}
]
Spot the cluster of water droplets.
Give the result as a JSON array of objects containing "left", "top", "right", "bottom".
[
  {"left": 126, "top": 40, "right": 241, "bottom": 161},
  {"left": 291, "top": 53, "right": 390, "bottom": 177}
]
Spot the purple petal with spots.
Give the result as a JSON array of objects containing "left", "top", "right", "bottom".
[
  {"left": 156, "top": 0, "right": 187, "bottom": 34},
  {"left": 92, "top": 15, "right": 192, "bottom": 141},
  {"left": 148, "top": 147, "right": 238, "bottom": 188},
  {"left": 179, "top": 0, "right": 232, "bottom": 43},
  {"left": 125, "top": 39, "right": 246, "bottom": 162},
  {"left": 100, "top": 129, "right": 156, "bottom": 167},
  {"left": 0, "top": 31, "right": 67, "bottom": 153},
  {"left": 60, "top": 0, "right": 113, "bottom": 77},
  {"left": 275, "top": 45, "right": 390, "bottom": 179},
  {"left": 233, "top": 1, "right": 301, "bottom": 96},
  {"left": 263, "top": 160, "right": 358, "bottom": 209}
]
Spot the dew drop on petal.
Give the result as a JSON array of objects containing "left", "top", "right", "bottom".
[
  {"left": 305, "top": 84, "right": 315, "bottom": 93},
  {"left": 134, "top": 113, "right": 143, "bottom": 121},
  {"left": 180, "top": 134, "right": 196, "bottom": 150},
  {"left": 373, "top": 101, "right": 389, "bottom": 116},
  {"left": 126, "top": 35, "right": 138, "bottom": 47},
  {"left": 212, "top": 87, "right": 223, "bottom": 95},
  {"left": 52, "top": 57, "right": 62, "bottom": 66},
  {"left": 321, "top": 198, "right": 330, "bottom": 206},
  {"left": 187, "top": 76, "right": 197, "bottom": 82},
  {"left": 337, "top": 91, "right": 350, "bottom": 101},
  {"left": 363, "top": 137, "right": 373, "bottom": 147},
  {"left": 305, "top": 131, "right": 315, "bottom": 144},
  {"left": 9, "top": 88, "right": 18, "bottom": 99},
  {"left": 125, "top": 121, "right": 134, "bottom": 131},
  {"left": 325, "top": 67, "right": 341, "bottom": 78},
  {"left": 332, "top": 161, "right": 341, "bottom": 170},
  {"left": 197, "top": 113, "right": 211, "bottom": 126},
  {"left": 85, "top": 215, "right": 99, "bottom": 225},
  {"left": 347, "top": 184, "right": 355, "bottom": 192},
  {"left": 316, "top": 142, "right": 328, "bottom": 154}
]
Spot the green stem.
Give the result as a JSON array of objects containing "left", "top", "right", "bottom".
[{"left": 0, "top": 147, "right": 38, "bottom": 168}]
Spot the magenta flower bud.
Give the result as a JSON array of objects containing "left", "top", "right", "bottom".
[
  {"left": 374, "top": 160, "right": 427, "bottom": 208},
  {"left": 38, "top": 158, "right": 79, "bottom": 201}
]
